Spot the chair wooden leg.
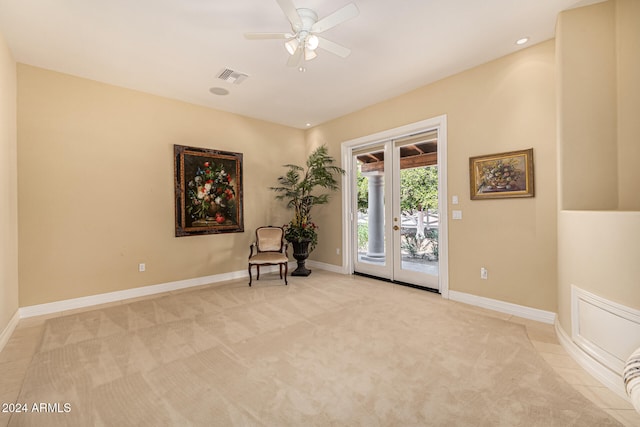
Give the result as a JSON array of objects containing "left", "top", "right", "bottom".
[
  {"left": 256, "top": 265, "right": 260, "bottom": 280},
  {"left": 248, "top": 264, "right": 252, "bottom": 286},
  {"left": 284, "top": 262, "right": 288, "bottom": 285},
  {"left": 279, "top": 264, "right": 283, "bottom": 279}
]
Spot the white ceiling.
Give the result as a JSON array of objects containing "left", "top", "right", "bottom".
[{"left": 0, "top": 0, "right": 602, "bottom": 129}]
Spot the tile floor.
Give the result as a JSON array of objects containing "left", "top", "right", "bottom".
[{"left": 478, "top": 306, "right": 640, "bottom": 427}]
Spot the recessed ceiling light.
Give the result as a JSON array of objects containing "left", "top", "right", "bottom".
[
  {"left": 306, "top": 123, "right": 312, "bottom": 127},
  {"left": 516, "top": 37, "right": 529, "bottom": 46},
  {"left": 209, "top": 87, "right": 229, "bottom": 96}
]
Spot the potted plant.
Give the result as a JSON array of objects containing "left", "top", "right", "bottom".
[{"left": 271, "top": 145, "right": 344, "bottom": 276}]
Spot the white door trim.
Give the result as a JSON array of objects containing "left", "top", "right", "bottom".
[{"left": 340, "top": 115, "right": 449, "bottom": 298}]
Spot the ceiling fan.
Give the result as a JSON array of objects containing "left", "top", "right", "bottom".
[{"left": 244, "top": 0, "right": 359, "bottom": 67}]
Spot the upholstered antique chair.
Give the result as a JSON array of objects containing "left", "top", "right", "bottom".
[{"left": 248, "top": 226, "right": 289, "bottom": 286}]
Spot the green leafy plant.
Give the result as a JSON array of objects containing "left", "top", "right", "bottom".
[
  {"left": 271, "top": 145, "right": 344, "bottom": 252},
  {"left": 425, "top": 228, "right": 439, "bottom": 260},
  {"left": 400, "top": 166, "right": 438, "bottom": 215},
  {"left": 401, "top": 228, "right": 439, "bottom": 260},
  {"left": 357, "top": 223, "right": 369, "bottom": 251},
  {"left": 401, "top": 232, "right": 428, "bottom": 258},
  {"left": 282, "top": 221, "right": 318, "bottom": 249}
]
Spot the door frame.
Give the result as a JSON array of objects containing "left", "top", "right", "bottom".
[{"left": 340, "top": 115, "right": 449, "bottom": 299}]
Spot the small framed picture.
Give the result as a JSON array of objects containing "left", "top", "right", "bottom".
[{"left": 469, "top": 148, "right": 534, "bottom": 200}]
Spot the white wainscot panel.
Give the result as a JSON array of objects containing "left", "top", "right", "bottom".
[{"left": 572, "top": 285, "right": 640, "bottom": 374}]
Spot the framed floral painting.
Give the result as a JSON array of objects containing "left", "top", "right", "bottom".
[
  {"left": 174, "top": 145, "right": 244, "bottom": 236},
  {"left": 469, "top": 148, "right": 534, "bottom": 200}
]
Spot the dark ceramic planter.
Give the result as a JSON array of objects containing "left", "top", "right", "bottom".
[{"left": 290, "top": 240, "right": 312, "bottom": 276}]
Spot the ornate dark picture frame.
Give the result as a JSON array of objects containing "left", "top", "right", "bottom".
[
  {"left": 469, "top": 148, "right": 534, "bottom": 200},
  {"left": 174, "top": 145, "right": 244, "bottom": 236}
]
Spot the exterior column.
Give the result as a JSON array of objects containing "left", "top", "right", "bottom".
[{"left": 363, "top": 172, "right": 385, "bottom": 261}]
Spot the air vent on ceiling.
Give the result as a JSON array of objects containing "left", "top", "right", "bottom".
[{"left": 217, "top": 68, "right": 248, "bottom": 85}]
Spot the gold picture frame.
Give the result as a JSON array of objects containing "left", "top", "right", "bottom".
[
  {"left": 174, "top": 145, "right": 244, "bottom": 236},
  {"left": 469, "top": 148, "right": 534, "bottom": 200}
]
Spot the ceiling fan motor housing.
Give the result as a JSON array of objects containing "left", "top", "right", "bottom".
[{"left": 292, "top": 9, "right": 318, "bottom": 44}]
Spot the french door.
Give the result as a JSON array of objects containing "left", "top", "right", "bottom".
[{"left": 350, "top": 130, "right": 441, "bottom": 291}]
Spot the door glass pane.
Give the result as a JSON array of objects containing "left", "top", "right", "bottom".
[
  {"left": 399, "top": 165, "right": 439, "bottom": 276},
  {"left": 356, "top": 150, "right": 386, "bottom": 266}
]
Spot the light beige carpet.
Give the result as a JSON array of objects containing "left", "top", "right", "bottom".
[{"left": 4, "top": 271, "right": 622, "bottom": 426}]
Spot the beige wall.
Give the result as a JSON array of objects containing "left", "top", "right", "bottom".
[
  {"left": 556, "top": 0, "right": 640, "bottom": 332},
  {"left": 557, "top": 0, "right": 618, "bottom": 211},
  {"left": 557, "top": 0, "right": 640, "bottom": 212},
  {"left": 307, "top": 41, "right": 558, "bottom": 312},
  {"left": 17, "top": 65, "right": 305, "bottom": 306},
  {"left": 0, "top": 33, "right": 18, "bottom": 333},
  {"left": 558, "top": 210, "right": 640, "bottom": 312},
  {"left": 616, "top": 0, "right": 640, "bottom": 210}
]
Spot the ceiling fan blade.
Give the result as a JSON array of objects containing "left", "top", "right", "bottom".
[
  {"left": 286, "top": 48, "right": 303, "bottom": 67},
  {"left": 311, "top": 3, "right": 359, "bottom": 33},
  {"left": 244, "top": 32, "right": 292, "bottom": 40},
  {"left": 317, "top": 37, "right": 351, "bottom": 58},
  {"left": 275, "top": 0, "right": 302, "bottom": 30}
]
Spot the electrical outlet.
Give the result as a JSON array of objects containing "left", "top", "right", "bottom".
[
  {"left": 336, "top": 248, "right": 341, "bottom": 255},
  {"left": 138, "top": 263, "right": 146, "bottom": 272},
  {"left": 480, "top": 267, "right": 488, "bottom": 280}
]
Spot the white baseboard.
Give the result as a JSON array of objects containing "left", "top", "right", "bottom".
[
  {"left": 20, "top": 269, "right": 253, "bottom": 318},
  {"left": 555, "top": 319, "right": 629, "bottom": 401},
  {"left": 0, "top": 309, "right": 20, "bottom": 353},
  {"left": 19, "top": 264, "right": 302, "bottom": 319},
  {"left": 306, "top": 260, "right": 348, "bottom": 274},
  {"left": 448, "top": 290, "right": 556, "bottom": 324}
]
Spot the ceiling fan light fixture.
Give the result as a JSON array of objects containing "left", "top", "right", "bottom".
[
  {"left": 285, "top": 38, "right": 299, "bottom": 55},
  {"left": 305, "top": 34, "right": 319, "bottom": 51},
  {"left": 304, "top": 48, "right": 317, "bottom": 61}
]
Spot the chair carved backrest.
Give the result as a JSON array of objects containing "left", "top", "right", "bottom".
[
  {"left": 256, "top": 227, "right": 285, "bottom": 253},
  {"left": 248, "top": 226, "right": 288, "bottom": 286}
]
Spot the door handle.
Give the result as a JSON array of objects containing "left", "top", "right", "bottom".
[{"left": 393, "top": 225, "right": 400, "bottom": 231}]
